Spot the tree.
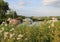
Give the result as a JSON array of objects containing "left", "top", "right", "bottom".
[
  {"left": 6, "top": 10, "right": 18, "bottom": 18},
  {"left": 13, "top": 11, "right": 18, "bottom": 18},
  {"left": 0, "top": 0, "right": 9, "bottom": 19}
]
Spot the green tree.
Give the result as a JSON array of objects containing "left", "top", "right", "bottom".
[
  {"left": 6, "top": 10, "right": 18, "bottom": 18},
  {"left": 0, "top": 0, "right": 9, "bottom": 19}
]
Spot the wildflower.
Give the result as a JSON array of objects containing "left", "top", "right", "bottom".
[
  {"left": 51, "top": 23, "right": 54, "bottom": 27},
  {"left": 16, "top": 34, "right": 23, "bottom": 40},
  {"left": 18, "top": 34, "right": 23, "bottom": 38},
  {"left": 9, "top": 33, "right": 15, "bottom": 38},
  {"left": 2, "top": 22, "right": 5, "bottom": 24},
  {"left": 17, "top": 38, "right": 21, "bottom": 40},
  {"left": 7, "top": 18, "right": 11, "bottom": 21},
  {"left": 9, "top": 21, "right": 11, "bottom": 23},
  {"left": 25, "top": 38, "right": 28, "bottom": 40},
  {"left": 4, "top": 32, "right": 9, "bottom": 35},
  {"left": 5, "top": 24, "right": 7, "bottom": 26},
  {"left": 1, "top": 27, "right": 4, "bottom": 31},
  {"left": 1, "top": 21, "right": 8, "bottom": 26},
  {"left": 1, "top": 21, "right": 6, "bottom": 26},
  {"left": 4, "top": 32, "right": 9, "bottom": 39},
  {"left": 10, "top": 28, "right": 15, "bottom": 31},
  {"left": 48, "top": 26, "right": 50, "bottom": 28}
]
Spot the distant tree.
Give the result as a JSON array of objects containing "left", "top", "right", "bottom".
[
  {"left": 30, "top": 16, "right": 38, "bottom": 21},
  {"left": 18, "top": 15, "right": 25, "bottom": 19},
  {"left": 13, "top": 11, "right": 18, "bottom": 18},
  {"left": 56, "top": 16, "right": 60, "bottom": 20},
  {"left": 6, "top": 10, "right": 18, "bottom": 18}
]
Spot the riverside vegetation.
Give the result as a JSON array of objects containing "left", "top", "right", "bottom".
[{"left": 0, "top": 20, "right": 60, "bottom": 42}]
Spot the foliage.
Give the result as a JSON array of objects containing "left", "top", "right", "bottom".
[
  {"left": 18, "top": 15, "right": 26, "bottom": 19},
  {"left": 0, "top": 20, "right": 60, "bottom": 42},
  {"left": 0, "top": 0, "right": 9, "bottom": 19},
  {"left": 6, "top": 10, "right": 18, "bottom": 19}
]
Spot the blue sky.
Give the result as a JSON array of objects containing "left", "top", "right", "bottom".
[{"left": 4, "top": 0, "right": 60, "bottom": 16}]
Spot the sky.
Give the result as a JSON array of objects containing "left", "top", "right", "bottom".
[{"left": 4, "top": 0, "right": 60, "bottom": 16}]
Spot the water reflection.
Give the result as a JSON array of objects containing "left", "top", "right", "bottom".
[{"left": 20, "top": 21, "right": 44, "bottom": 26}]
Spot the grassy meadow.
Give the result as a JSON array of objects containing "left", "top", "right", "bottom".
[{"left": 0, "top": 20, "right": 60, "bottom": 42}]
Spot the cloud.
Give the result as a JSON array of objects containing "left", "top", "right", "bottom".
[
  {"left": 17, "top": 8, "right": 60, "bottom": 16},
  {"left": 18, "top": 2, "right": 26, "bottom": 6},
  {"left": 9, "top": 1, "right": 26, "bottom": 10},
  {"left": 42, "top": 0, "right": 56, "bottom": 5},
  {"left": 52, "top": 1, "right": 60, "bottom": 7},
  {"left": 4, "top": 0, "right": 27, "bottom": 10},
  {"left": 16, "top": 2, "right": 26, "bottom": 9},
  {"left": 42, "top": 0, "right": 60, "bottom": 7}
]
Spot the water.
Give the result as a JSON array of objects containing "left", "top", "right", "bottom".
[
  {"left": 20, "top": 21, "right": 44, "bottom": 26},
  {"left": 29, "top": 21, "right": 44, "bottom": 26}
]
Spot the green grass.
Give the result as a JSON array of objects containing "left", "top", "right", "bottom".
[{"left": 0, "top": 21, "right": 60, "bottom": 42}]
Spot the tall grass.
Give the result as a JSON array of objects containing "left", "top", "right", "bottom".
[{"left": 0, "top": 21, "right": 60, "bottom": 42}]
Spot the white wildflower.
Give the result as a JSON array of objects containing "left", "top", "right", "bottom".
[
  {"left": 17, "top": 38, "right": 21, "bottom": 40},
  {"left": 18, "top": 34, "right": 23, "bottom": 38},
  {"left": 16, "top": 34, "right": 23, "bottom": 40},
  {"left": 7, "top": 18, "right": 11, "bottom": 21},
  {"left": 51, "top": 23, "right": 54, "bottom": 27},
  {"left": 1, "top": 22, "right": 6, "bottom": 25},
  {"left": 4, "top": 32, "right": 8, "bottom": 35},
  {"left": 48, "top": 26, "right": 50, "bottom": 28},
  {"left": 9, "top": 21, "right": 11, "bottom": 23},
  {"left": 9, "top": 33, "right": 15, "bottom": 38},
  {"left": 2, "top": 22, "right": 5, "bottom": 24},
  {"left": 1, "top": 22, "right": 8, "bottom": 26},
  {"left": 1, "top": 27, "right": 4, "bottom": 31},
  {"left": 5, "top": 24, "right": 7, "bottom": 26},
  {"left": 4, "top": 32, "right": 9, "bottom": 39},
  {"left": 25, "top": 38, "right": 28, "bottom": 40},
  {"left": 10, "top": 28, "right": 14, "bottom": 31}
]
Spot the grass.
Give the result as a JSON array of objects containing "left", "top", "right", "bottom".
[{"left": 0, "top": 21, "right": 60, "bottom": 42}]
